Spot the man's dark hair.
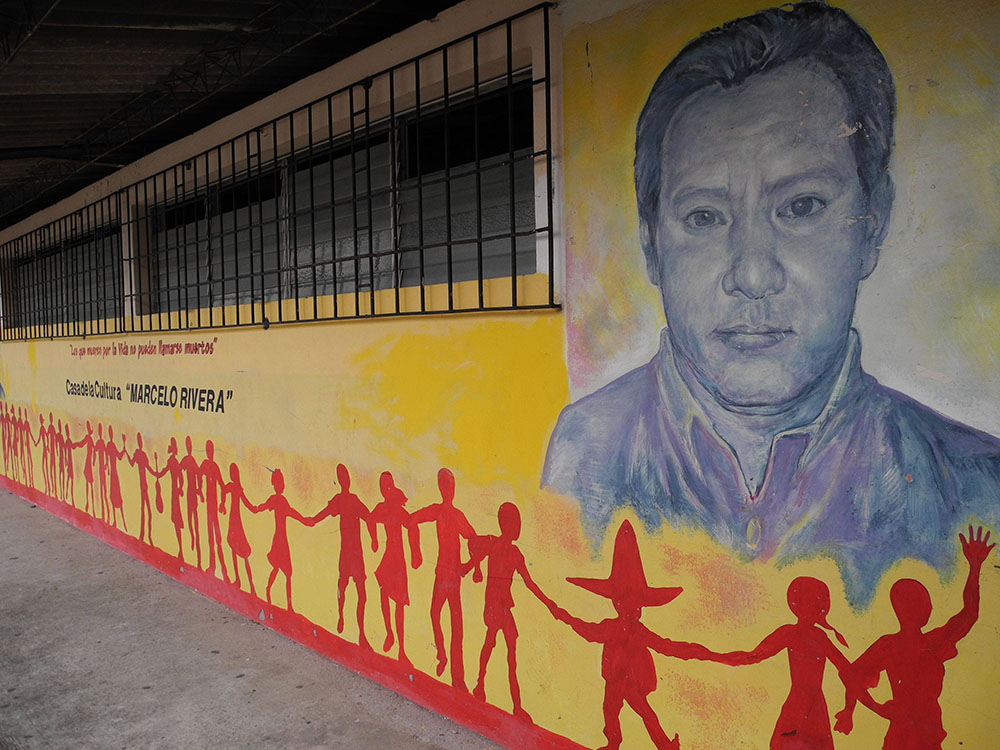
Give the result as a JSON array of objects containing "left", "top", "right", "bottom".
[{"left": 635, "top": 2, "right": 895, "bottom": 251}]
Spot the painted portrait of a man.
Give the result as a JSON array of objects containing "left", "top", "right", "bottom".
[{"left": 543, "top": 1, "right": 1000, "bottom": 606}]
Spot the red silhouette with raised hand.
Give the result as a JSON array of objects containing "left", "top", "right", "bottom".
[
  {"left": 305, "top": 464, "right": 376, "bottom": 649},
  {"left": 370, "top": 471, "right": 422, "bottom": 665},
  {"left": 199, "top": 440, "right": 229, "bottom": 583},
  {"left": 463, "top": 502, "right": 546, "bottom": 722},
  {"left": 128, "top": 433, "right": 157, "bottom": 545},
  {"left": 105, "top": 427, "right": 128, "bottom": 532},
  {"left": 220, "top": 462, "right": 256, "bottom": 597},
  {"left": 249, "top": 468, "right": 310, "bottom": 611},
  {"left": 74, "top": 421, "right": 97, "bottom": 514},
  {"left": 711, "top": 576, "right": 851, "bottom": 750},
  {"left": 539, "top": 520, "right": 717, "bottom": 750},
  {"left": 154, "top": 437, "right": 185, "bottom": 561},
  {"left": 412, "top": 467, "right": 476, "bottom": 689},
  {"left": 179, "top": 436, "right": 203, "bottom": 568},
  {"left": 834, "top": 526, "right": 995, "bottom": 749}
]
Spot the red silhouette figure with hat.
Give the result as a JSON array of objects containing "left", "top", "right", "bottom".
[
  {"left": 834, "top": 526, "right": 994, "bottom": 749},
  {"left": 462, "top": 501, "right": 547, "bottom": 722},
  {"left": 412, "top": 467, "right": 476, "bottom": 690},
  {"left": 711, "top": 576, "right": 851, "bottom": 750},
  {"left": 220, "top": 462, "right": 256, "bottom": 597},
  {"left": 249, "top": 468, "right": 311, "bottom": 611},
  {"left": 539, "top": 520, "right": 716, "bottom": 750},
  {"left": 370, "top": 471, "right": 422, "bottom": 664},
  {"left": 305, "top": 464, "right": 376, "bottom": 649}
]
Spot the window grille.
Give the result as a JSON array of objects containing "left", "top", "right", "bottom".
[{"left": 0, "top": 4, "right": 556, "bottom": 340}]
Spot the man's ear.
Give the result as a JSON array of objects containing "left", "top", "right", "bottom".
[{"left": 639, "top": 218, "right": 660, "bottom": 286}]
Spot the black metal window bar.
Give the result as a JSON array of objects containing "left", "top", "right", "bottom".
[
  {"left": 0, "top": 4, "right": 556, "bottom": 341},
  {"left": 0, "top": 195, "right": 123, "bottom": 340}
]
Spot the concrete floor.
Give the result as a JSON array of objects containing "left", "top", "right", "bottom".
[{"left": 0, "top": 489, "right": 497, "bottom": 750}]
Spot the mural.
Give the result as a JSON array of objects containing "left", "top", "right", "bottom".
[
  {"left": 544, "top": 1, "right": 1000, "bottom": 608},
  {"left": 0, "top": 1, "right": 998, "bottom": 749}
]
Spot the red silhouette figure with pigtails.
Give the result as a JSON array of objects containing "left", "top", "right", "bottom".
[
  {"left": 220, "top": 462, "right": 256, "bottom": 597},
  {"left": 199, "top": 440, "right": 229, "bottom": 583},
  {"left": 412, "top": 467, "right": 476, "bottom": 690},
  {"left": 370, "top": 471, "right": 422, "bottom": 665},
  {"left": 462, "top": 502, "right": 547, "bottom": 722},
  {"left": 539, "top": 520, "right": 718, "bottom": 750},
  {"left": 249, "top": 468, "right": 311, "bottom": 612},
  {"left": 75, "top": 421, "right": 97, "bottom": 514},
  {"left": 834, "top": 526, "right": 995, "bottom": 750},
  {"left": 154, "top": 437, "right": 186, "bottom": 561},
  {"left": 305, "top": 464, "right": 376, "bottom": 649},
  {"left": 180, "top": 436, "right": 203, "bottom": 568},
  {"left": 710, "top": 576, "right": 851, "bottom": 750},
  {"left": 128, "top": 433, "right": 157, "bottom": 545}
]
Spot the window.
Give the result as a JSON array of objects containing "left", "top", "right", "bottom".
[{"left": 0, "top": 5, "right": 556, "bottom": 340}]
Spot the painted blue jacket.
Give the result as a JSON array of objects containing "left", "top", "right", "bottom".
[{"left": 542, "top": 330, "right": 1000, "bottom": 608}]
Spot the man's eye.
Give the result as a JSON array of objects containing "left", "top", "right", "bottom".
[
  {"left": 684, "top": 209, "right": 725, "bottom": 229},
  {"left": 778, "top": 196, "right": 826, "bottom": 219}
]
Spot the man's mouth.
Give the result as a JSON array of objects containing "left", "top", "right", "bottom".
[{"left": 714, "top": 324, "right": 794, "bottom": 351}]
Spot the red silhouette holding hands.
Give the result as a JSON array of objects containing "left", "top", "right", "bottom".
[
  {"left": 835, "top": 526, "right": 995, "bottom": 749},
  {"left": 412, "top": 467, "right": 476, "bottom": 690},
  {"left": 154, "top": 437, "right": 186, "bottom": 561},
  {"left": 199, "top": 440, "right": 229, "bottom": 582},
  {"left": 75, "top": 421, "right": 97, "bottom": 515},
  {"left": 104, "top": 427, "right": 128, "bottom": 531},
  {"left": 306, "top": 464, "right": 376, "bottom": 649},
  {"left": 539, "top": 520, "right": 717, "bottom": 750},
  {"left": 463, "top": 502, "right": 545, "bottom": 722},
  {"left": 370, "top": 471, "right": 422, "bottom": 665},
  {"left": 249, "top": 468, "right": 311, "bottom": 611},
  {"left": 220, "top": 462, "right": 256, "bottom": 597},
  {"left": 711, "top": 576, "right": 851, "bottom": 750},
  {"left": 128, "top": 433, "right": 157, "bottom": 544}
]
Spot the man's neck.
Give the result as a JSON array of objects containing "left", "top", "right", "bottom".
[{"left": 672, "top": 345, "right": 848, "bottom": 493}]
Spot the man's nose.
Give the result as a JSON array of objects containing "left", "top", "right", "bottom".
[{"left": 721, "top": 218, "right": 786, "bottom": 299}]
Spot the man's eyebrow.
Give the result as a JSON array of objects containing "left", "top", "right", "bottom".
[
  {"left": 668, "top": 185, "right": 729, "bottom": 206},
  {"left": 767, "top": 168, "right": 847, "bottom": 194}
]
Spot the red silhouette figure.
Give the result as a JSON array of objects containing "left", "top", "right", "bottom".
[
  {"left": 220, "top": 462, "right": 256, "bottom": 597},
  {"left": 540, "top": 520, "right": 717, "bottom": 750},
  {"left": 95, "top": 423, "right": 109, "bottom": 522},
  {"left": 128, "top": 433, "right": 157, "bottom": 545},
  {"left": 369, "top": 471, "right": 422, "bottom": 665},
  {"left": 412, "top": 467, "right": 476, "bottom": 689},
  {"left": 1, "top": 404, "right": 9, "bottom": 477},
  {"left": 63, "top": 424, "right": 76, "bottom": 506},
  {"left": 20, "top": 408, "right": 34, "bottom": 487},
  {"left": 54, "top": 419, "right": 66, "bottom": 501},
  {"left": 199, "top": 440, "right": 229, "bottom": 582},
  {"left": 74, "top": 421, "right": 97, "bottom": 514},
  {"left": 834, "top": 526, "right": 995, "bottom": 749},
  {"left": 305, "top": 464, "right": 376, "bottom": 649},
  {"left": 37, "top": 414, "right": 52, "bottom": 496},
  {"left": 45, "top": 414, "right": 58, "bottom": 498},
  {"left": 179, "top": 436, "right": 203, "bottom": 568},
  {"left": 249, "top": 468, "right": 310, "bottom": 611},
  {"left": 462, "top": 502, "right": 545, "bottom": 721},
  {"left": 105, "top": 427, "right": 128, "bottom": 531},
  {"left": 711, "top": 576, "right": 851, "bottom": 750},
  {"left": 154, "top": 437, "right": 185, "bottom": 561}
]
